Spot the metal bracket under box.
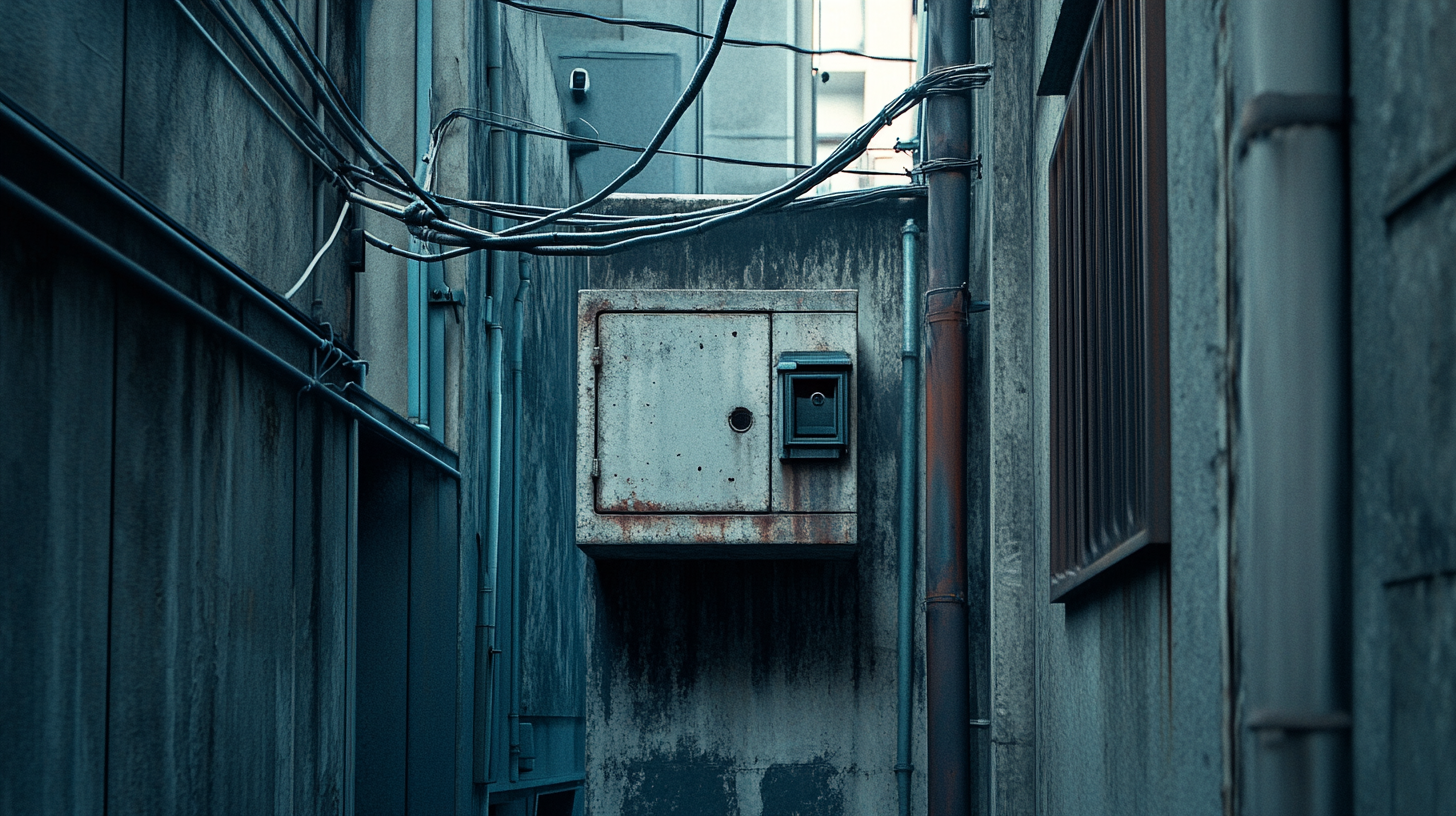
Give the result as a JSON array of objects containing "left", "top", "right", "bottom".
[{"left": 577, "top": 289, "right": 858, "bottom": 559}]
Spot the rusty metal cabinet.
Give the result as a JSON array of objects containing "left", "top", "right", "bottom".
[{"left": 577, "top": 290, "right": 858, "bottom": 558}]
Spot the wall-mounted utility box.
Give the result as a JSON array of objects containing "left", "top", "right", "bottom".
[{"left": 577, "top": 290, "right": 857, "bottom": 558}]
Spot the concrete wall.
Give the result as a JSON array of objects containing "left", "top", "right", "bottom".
[
  {"left": 1349, "top": 0, "right": 1456, "bottom": 812},
  {"left": 579, "top": 196, "right": 927, "bottom": 816},
  {"left": 984, "top": 0, "right": 1230, "bottom": 813},
  {"left": 0, "top": 0, "right": 355, "bottom": 337},
  {"left": 992, "top": 0, "right": 1456, "bottom": 810}
]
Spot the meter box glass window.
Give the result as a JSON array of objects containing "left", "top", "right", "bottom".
[{"left": 577, "top": 290, "right": 857, "bottom": 559}]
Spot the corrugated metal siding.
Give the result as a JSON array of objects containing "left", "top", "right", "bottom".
[
  {"left": 0, "top": 228, "right": 115, "bottom": 816},
  {"left": 1, "top": 221, "right": 357, "bottom": 814},
  {"left": 0, "top": 137, "right": 458, "bottom": 815}
]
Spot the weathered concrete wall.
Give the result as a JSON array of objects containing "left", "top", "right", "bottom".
[
  {"left": 1159, "top": 0, "right": 1232, "bottom": 812},
  {"left": 987, "top": 0, "right": 1231, "bottom": 813},
  {"left": 984, "top": 0, "right": 1040, "bottom": 812},
  {"left": 1349, "top": 0, "right": 1456, "bottom": 812},
  {"left": 0, "top": 0, "right": 126, "bottom": 173},
  {"left": 998, "top": 0, "right": 1456, "bottom": 809},
  {"left": 0, "top": 0, "right": 355, "bottom": 337},
  {"left": 580, "top": 196, "right": 928, "bottom": 816}
]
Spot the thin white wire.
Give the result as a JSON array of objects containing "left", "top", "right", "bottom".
[{"left": 286, "top": 201, "right": 351, "bottom": 299}]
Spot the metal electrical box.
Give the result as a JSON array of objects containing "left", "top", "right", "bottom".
[{"left": 577, "top": 290, "right": 858, "bottom": 558}]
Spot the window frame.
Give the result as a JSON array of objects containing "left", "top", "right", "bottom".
[{"left": 1046, "top": 0, "right": 1170, "bottom": 603}]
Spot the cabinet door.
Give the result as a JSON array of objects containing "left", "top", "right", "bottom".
[{"left": 595, "top": 312, "right": 770, "bottom": 513}]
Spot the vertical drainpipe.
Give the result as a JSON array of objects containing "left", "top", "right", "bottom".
[
  {"left": 897, "top": 219, "right": 921, "bottom": 816},
  {"left": 408, "top": 0, "right": 434, "bottom": 429},
  {"left": 914, "top": 0, "right": 930, "bottom": 165},
  {"left": 474, "top": 0, "right": 506, "bottom": 788},
  {"left": 311, "top": 0, "right": 329, "bottom": 308},
  {"left": 922, "top": 1, "right": 973, "bottom": 814},
  {"left": 1237, "top": 0, "right": 1349, "bottom": 812},
  {"left": 508, "top": 131, "right": 530, "bottom": 786}
]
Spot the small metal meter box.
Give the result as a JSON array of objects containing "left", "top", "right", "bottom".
[
  {"left": 577, "top": 290, "right": 857, "bottom": 558},
  {"left": 777, "top": 351, "right": 851, "bottom": 459}
]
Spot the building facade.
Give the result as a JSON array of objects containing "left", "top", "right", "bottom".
[{"left": 977, "top": 0, "right": 1456, "bottom": 813}]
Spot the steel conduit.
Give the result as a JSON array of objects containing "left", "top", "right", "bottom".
[
  {"left": 0, "top": 174, "right": 460, "bottom": 480},
  {"left": 923, "top": 1, "right": 973, "bottom": 813},
  {"left": 898, "top": 219, "right": 922, "bottom": 816}
]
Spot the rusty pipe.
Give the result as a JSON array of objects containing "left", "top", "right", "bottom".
[{"left": 923, "top": 0, "right": 973, "bottom": 813}]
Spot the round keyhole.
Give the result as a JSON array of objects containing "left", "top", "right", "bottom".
[
  {"left": 728, "top": 406, "right": 754, "bottom": 433},
  {"left": 811, "top": 392, "right": 826, "bottom": 406}
]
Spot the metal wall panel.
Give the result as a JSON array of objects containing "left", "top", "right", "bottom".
[
  {"left": 0, "top": 224, "right": 114, "bottom": 816},
  {"left": 596, "top": 312, "right": 772, "bottom": 514},
  {"left": 1349, "top": 0, "right": 1456, "bottom": 810},
  {"left": 356, "top": 439, "right": 411, "bottom": 816},
  {"left": 290, "top": 396, "right": 352, "bottom": 814},
  {"left": 1386, "top": 574, "right": 1456, "bottom": 814},
  {"left": 406, "top": 463, "right": 460, "bottom": 816},
  {"left": 106, "top": 294, "right": 298, "bottom": 814}
]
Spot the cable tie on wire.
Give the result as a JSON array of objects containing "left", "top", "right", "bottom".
[{"left": 910, "top": 155, "right": 983, "bottom": 183}]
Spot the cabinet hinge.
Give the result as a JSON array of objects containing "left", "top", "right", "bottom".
[
  {"left": 591, "top": 458, "right": 600, "bottom": 478},
  {"left": 591, "top": 346, "right": 602, "bottom": 367}
]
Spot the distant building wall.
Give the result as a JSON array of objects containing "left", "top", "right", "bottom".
[
  {"left": 536, "top": 0, "right": 919, "bottom": 196},
  {"left": 539, "top": 0, "right": 806, "bottom": 195}
]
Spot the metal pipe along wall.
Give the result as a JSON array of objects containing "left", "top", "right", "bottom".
[
  {"left": 898, "top": 219, "right": 921, "bottom": 816},
  {"left": 922, "top": 2, "right": 973, "bottom": 814}
]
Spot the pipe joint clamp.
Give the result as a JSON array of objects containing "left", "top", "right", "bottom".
[{"left": 925, "top": 285, "right": 990, "bottom": 325}]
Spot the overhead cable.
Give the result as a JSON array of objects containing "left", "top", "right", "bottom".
[
  {"left": 174, "top": 0, "right": 979, "bottom": 262},
  {"left": 426, "top": 108, "right": 909, "bottom": 178},
  {"left": 250, "top": 0, "right": 448, "bottom": 218},
  {"left": 362, "top": 230, "right": 478, "bottom": 263},
  {"left": 358, "top": 186, "right": 927, "bottom": 263},
  {"left": 286, "top": 201, "right": 351, "bottom": 299},
  {"left": 392, "top": 62, "right": 990, "bottom": 256},
  {"left": 168, "top": 0, "right": 346, "bottom": 185},
  {"left": 495, "top": 0, "right": 915, "bottom": 63}
]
